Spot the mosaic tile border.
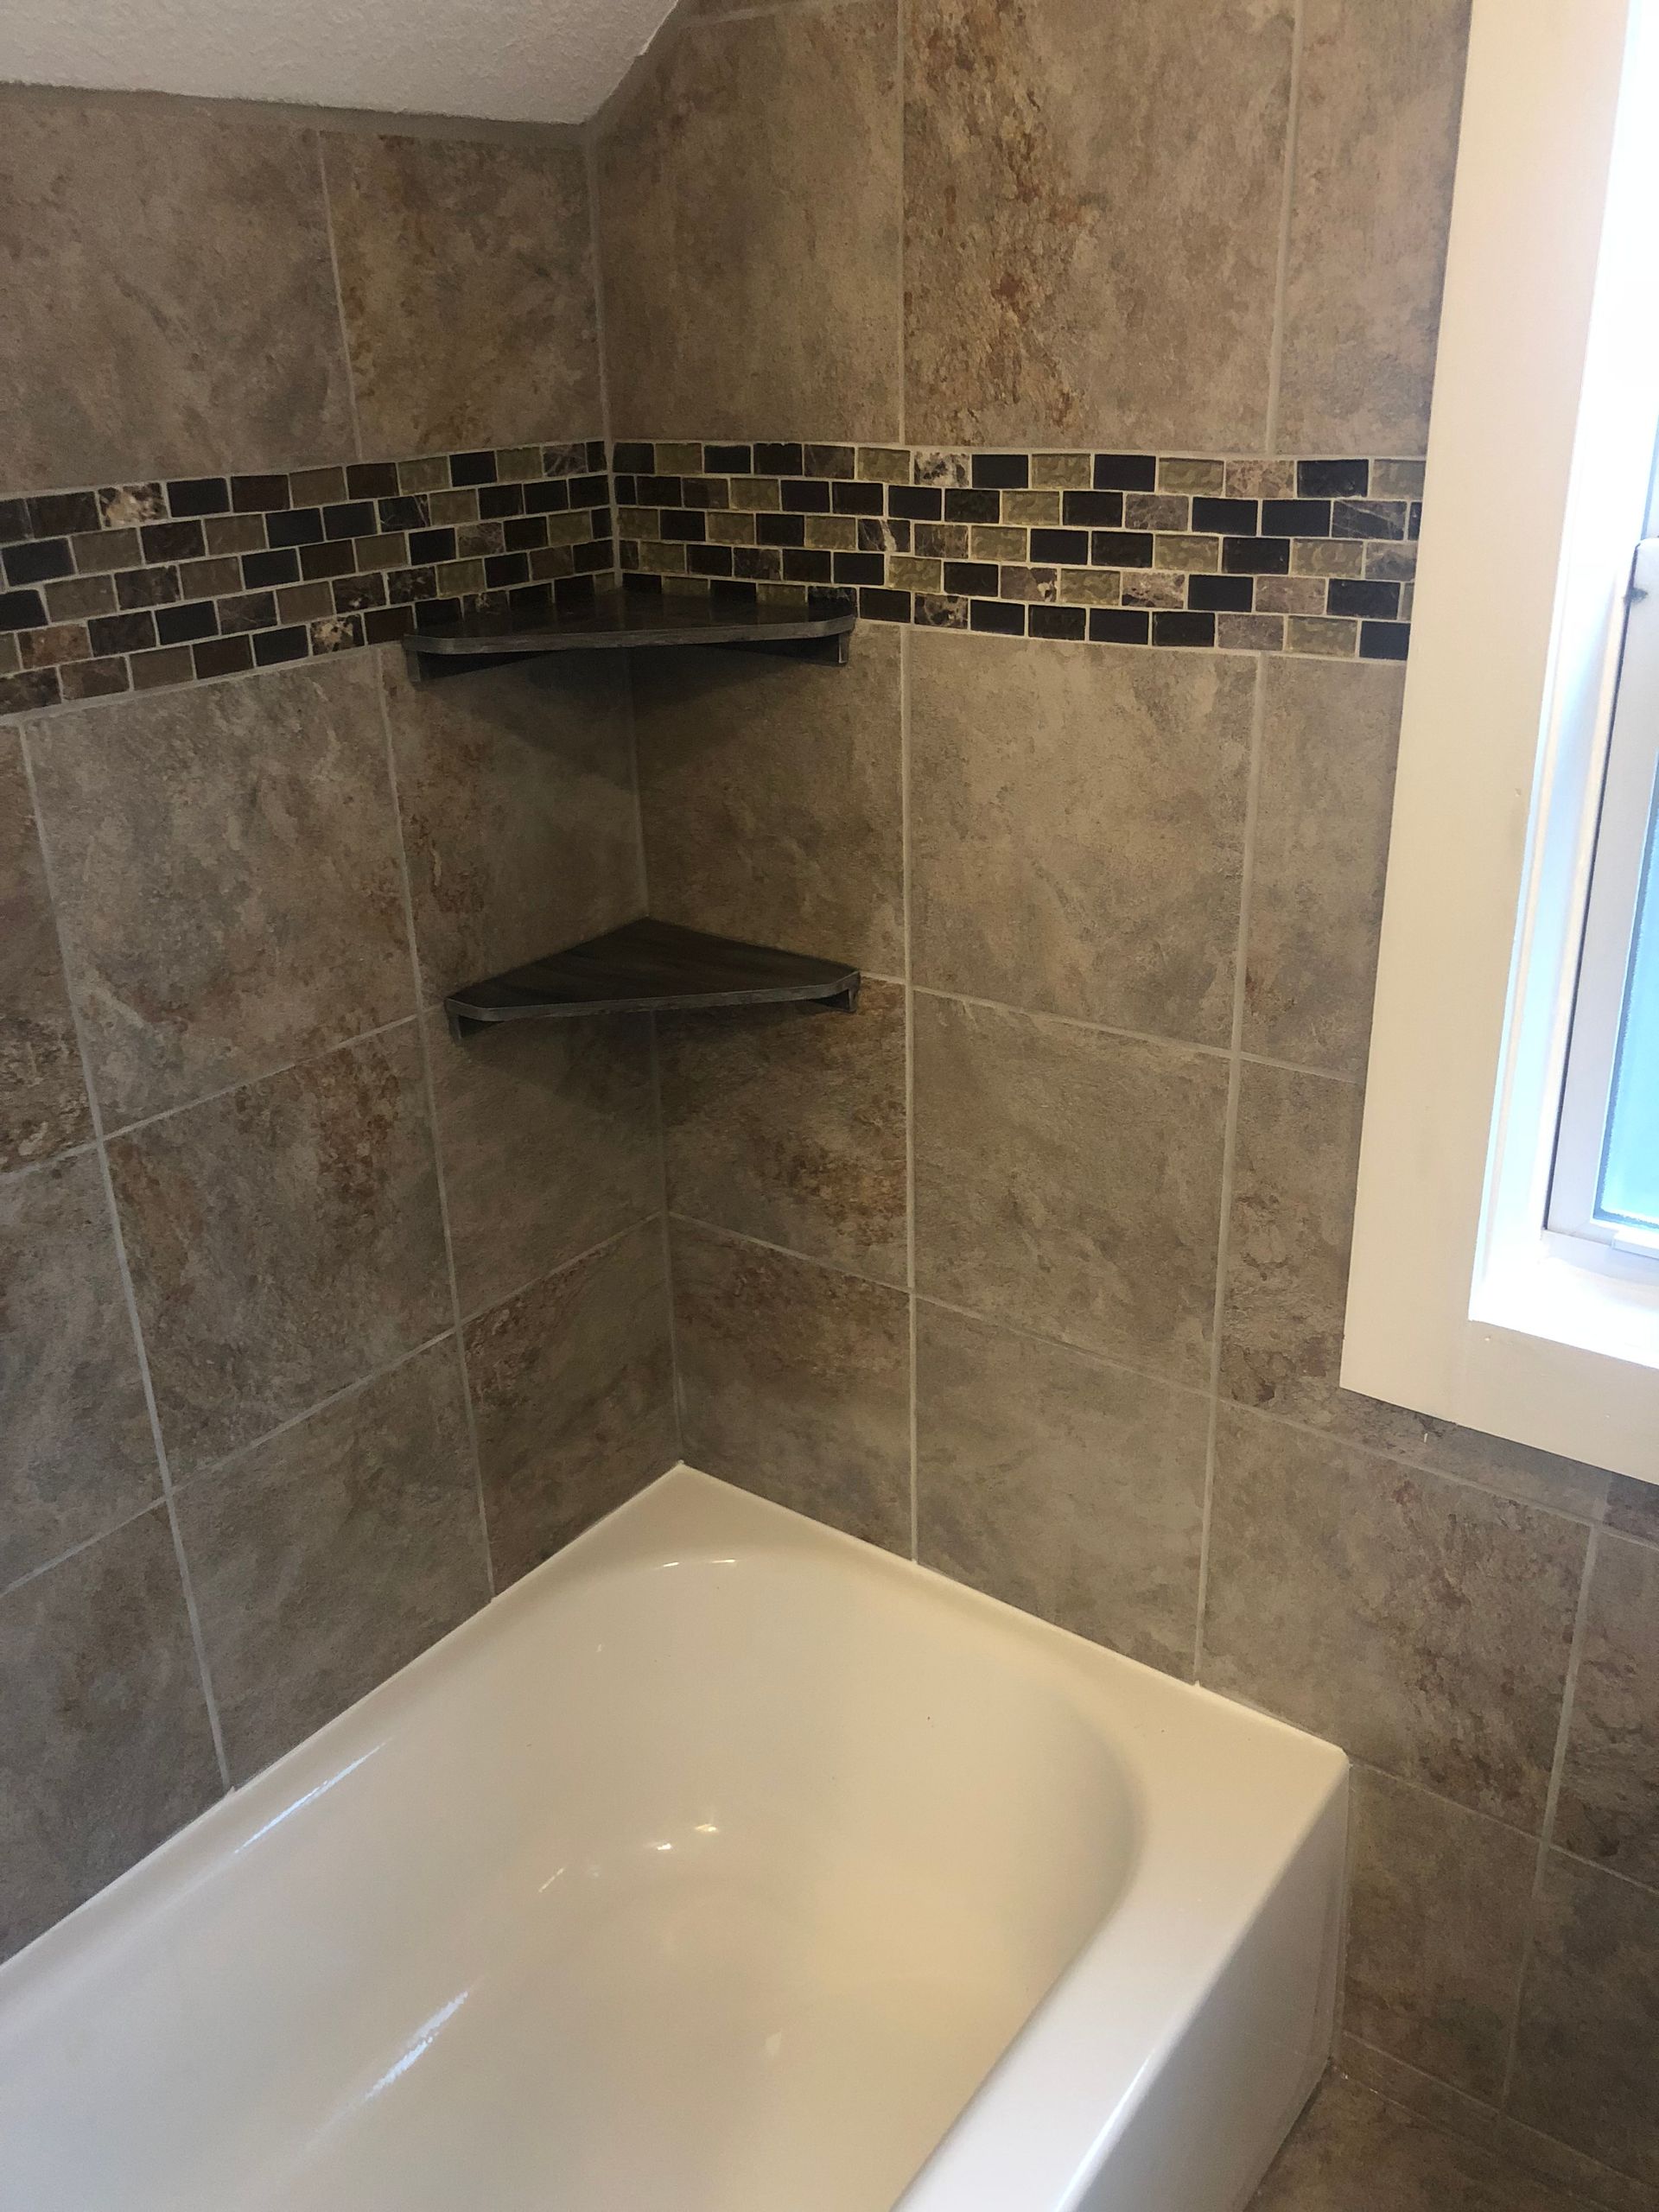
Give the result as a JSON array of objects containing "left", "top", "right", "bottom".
[
  {"left": 614, "top": 440, "right": 1423, "bottom": 659},
  {"left": 0, "top": 434, "right": 1426, "bottom": 714},
  {"left": 0, "top": 441, "right": 615, "bottom": 715}
]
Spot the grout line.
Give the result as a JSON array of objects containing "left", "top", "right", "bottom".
[
  {"left": 1263, "top": 0, "right": 1308, "bottom": 457},
  {"left": 374, "top": 657, "right": 495, "bottom": 1597},
  {"left": 895, "top": 0, "right": 908, "bottom": 454},
  {"left": 1339, "top": 2043, "right": 1630, "bottom": 2212},
  {"left": 906, "top": 982, "right": 1354, "bottom": 1087},
  {"left": 1194, "top": 652, "right": 1267, "bottom": 1681},
  {"left": 1221, "top": 1395, "right": 1617, "bottom": 1536},
  {"left": 0, "top": 1131, "right": 103, "bottom": 1188},
  {"left": 168, "top": 1328, "right": 458, "bottom": 1499},
  {"left": 1500, "top": 1522, "right": 1600, "bottom": 2109},
  {"left": 649, "top": 1026, "right": 689, "bottom": 1452},
  {"left": 16, "top": 728, "right": 232, "bottom": 1789},
  {"left": 667, "top": 1212, "right": 909, "bottom": 1298},
  {"left": 668, "top": 1207, "right": 1212, "bottom": 1402},
  {"left": 1345, "top": 1754, "right": 1555, "bottom": 1851},
  {"left": 900, "top": 624, "right": 919, "bottom": 1560},
  {"left": 677, "top": 0, "right": 885, "bottom": 22},
  {"left": 912, "top": 1287, "right": 1213, "bottom": 1402},
  {"left": 314, "top": 130, "right": 366, "bottom": 467},
  {"left": 0, "top": 1495, "right": 170, "bottom": 1605},
  {"left": 455, "top": 1218, "right": 657, "bottom": 1332},
  {"left": 909, "top": 981, "right": 1234, "bottom": 1063},
  {"left": 96, "top": 1012, "right": 421, "bottom": 1149},
  {"left": 584, "top": 130, "right": 624, "bottom": 591}
]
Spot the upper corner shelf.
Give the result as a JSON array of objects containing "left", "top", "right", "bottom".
[
  {"left": 445, "top": 918, "right": 861, "bottom": 1039},
  {"left": 404, "top": 588, "right": 856, "bottom": 680}
]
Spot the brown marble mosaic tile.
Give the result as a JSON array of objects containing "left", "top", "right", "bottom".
[
  {"left": 0, "top": 438, "right": 612, "bottom": 716},
  {"left": 614, "top": 439, "right": 1420, "bottom": 658}
]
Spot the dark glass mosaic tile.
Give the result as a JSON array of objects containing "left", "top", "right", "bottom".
[
  {"left": 1192, "top": 498, "right": 1258, "bottom": 534},
  {"left": 4, "top": 539, "right": 72, "bottom": 587},
  {"left": 1029, "top": 605, "right": 1087, "bottom": 640},
  {"left": 1090, "top": 607, "right": 1150, "bottom": 644},
  {"left": 1222, "top": 537, "right": 1292, "bottom": 575},
  {"left": 1298, "top": 460, "right": 1370, "bottom": 499},
  {"left": 1262, "top": 499, "right": 1332, "bottom": 537},
  {"left": 1189, "top": 573, "right": 1255, "bottom": 612},
  {"left": 165, "top": 479, "right": 230, "bottom": 519},
  {"left": 1062, "top": 490, "right": 1125, "bottom": 526},
  {"left": 971, "top": 599, "right": 1025, "bottom": 635},
  {"left": 1154, "top": 610, "right": 1216, "bottom": 648},
  {"left": 1327, "top": 577, "right": 1401, "bottom": 620},
  {"left": 1030, "top": 529, "right": 1090, "bottom": 563},
  {"left": 973, "top": 453, "right": 1030, "bottom": 490},
  {"left": 154, "top": 600, "right": 218, "bottom": 646},
  {"left": 1359, "top": 620, "right": 1413, "bottom": 660},
  {"left": 1090, "top": 531, "right": 1154, "bottom": 569},
  {"left": 1092, "top": 454, "right": 1158, "bottom": 493}
]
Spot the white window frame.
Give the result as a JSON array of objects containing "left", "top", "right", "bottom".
[
  {"left": 1342, "top": 0, "right": 1659, "bottom": 1485},
  {"left": 1548, "top": 532, "right": 1659, "bottom": 1257}
]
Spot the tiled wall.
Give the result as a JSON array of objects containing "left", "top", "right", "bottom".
[
  {"left": 595, "top": 3, "right": 1659, "bottom": 2207},
  {"left": 0, "top": 87, "right": 677, "bottom": 1965}
]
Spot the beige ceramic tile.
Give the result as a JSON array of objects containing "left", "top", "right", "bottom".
[
  {"left": 1203, "top": 1407, "right": 1586, "bottom": 1827},
  {"left": 671, "top": 1224, "right": 911, "bottom": 1554},
  {"left": 28, "top": 658, "right": 413, "bottom": 1128},
  {"left": 0, "top": 1509, "right": 220, "bottom": 1962},
  {"left": 1510, "top": 1852, "right": 1659, "bottom": 2189},
  {"left": 1249, "top": 2073, "right": 1587, "bottom": 2212},
  {"left": 912, "top": 992, "right": 1229, "bottom": 1384},
  {"left": 1244, "top": 657, "right": 1405, "bottom": 1077},
  {"left": 384, "top": 649, "right": 641, "bottom": 1007},
  {"left": 910, "top": 631, "right": 1251, "bottom": 1046},
  {"left": 465, "top": 1224, "right": 677, "bottom": 1590},
  {"left": 660, "top": 979, "right": 907, "bottom": 1286},
  {"left": 426, "top": 1007, "right": 658, "bottom": 1319},
  {"left": 0, "top": 734, "right": 89, "bottom": 1173},
  {"left": 0, "top": 1152, "right": 157, "bottom": 1589},
  {"left": 0, "top": 94, "right": 353, "bottom": 485},
  {"left": 905, "top": 0, "right": 1294, "bottom": 449},
  {"left": 1555, "top": 1533, "right": 1659, "bottom": 1891},
  {"left": 597, "top": 5, "right": 902, "bottom": 442},
  {"left": 176, "top": 1340, "right": 489, "bottom": 1782},
  {"left": 1344, "top": 1765, "right": 1536, "bottom": 2100},
  {"left": 633, "top": 624, "right": 903, "bottom": 974},
  {"left": 323, "top": 132, "right": 601, "bottom": 457},
  {"left": 915, "top": 1302, "right": 1206, "bottom": 1675},
  {"left": 109, "top": 1025, "right": 449, "bottom": 1475},
  {"left": 1277, "top": 0, "right": 1472, "bottom": 454},
  {"left": 1217, "top": 1060, "right": 1614, "bottom": 1514}
]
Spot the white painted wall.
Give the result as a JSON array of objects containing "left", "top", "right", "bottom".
[{"left": 0, "top": 0, "right": 677, "bottom": 126}]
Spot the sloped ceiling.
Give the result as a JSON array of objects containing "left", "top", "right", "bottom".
[{"left": 0, "top": 0, "right": 677, "bottom": 126}]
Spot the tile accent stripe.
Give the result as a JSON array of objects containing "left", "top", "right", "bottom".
[
  {"left": 615, "top": 440, "right": 1422, "bottom": 660},
  {"left": 0, "top": 440, "right": 615, "bottom": 715},
  {"left": 0, "top": 435, "right": 1423, "bottom": 713}
]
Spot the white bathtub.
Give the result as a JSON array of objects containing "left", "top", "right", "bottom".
[{"left": 0, "top": 1466, "right": 1346, "bottom": 2212}]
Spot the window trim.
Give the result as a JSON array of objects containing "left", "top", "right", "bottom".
[
  {"left": 1341, "top": 0, "right": 1659, "bottom": 1485},
  {"left": 1548, "top": 537, "right": 1659, "bottom": 1253}
]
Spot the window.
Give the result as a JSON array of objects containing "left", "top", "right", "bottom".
[
  {"left": 1339, "top": 0, "right": 1659, "bottom": 1486},
  {"left": 1550, "top": 527, "right": 1659, "bottom": 1259}
]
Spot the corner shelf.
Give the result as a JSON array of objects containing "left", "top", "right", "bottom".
[
  {"left": 404, "top": 588, "right": 855, "bottom": 681},
  {"left": 445, "top": 918, "right": 861, "bottom": 1039}
]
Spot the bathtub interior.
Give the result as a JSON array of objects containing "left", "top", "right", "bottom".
[{"left": 0, "top": 1477, "right": 1139, "bottom": 2212}]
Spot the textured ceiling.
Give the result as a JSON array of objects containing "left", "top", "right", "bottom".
[{"left": 0, "top": 0, "right": 677, "bottom": 125}]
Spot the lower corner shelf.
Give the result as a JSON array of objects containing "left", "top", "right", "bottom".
[{"left": 444, "top": 918, "right": 861, "bottom": 1039}]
